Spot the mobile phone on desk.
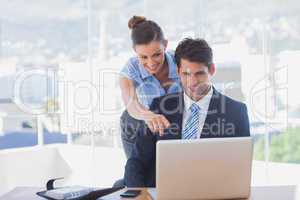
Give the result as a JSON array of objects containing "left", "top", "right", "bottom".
[{"left": 120, "top": 189, "right": 141, "bottom": 198}]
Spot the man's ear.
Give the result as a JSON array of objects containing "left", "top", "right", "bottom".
[{"left": 209, "top": 63, "right": 216, "bottom": 76}]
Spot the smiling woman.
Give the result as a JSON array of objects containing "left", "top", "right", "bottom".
[{"left": 119, "top": 16, "right": 182, "bottom": 158}]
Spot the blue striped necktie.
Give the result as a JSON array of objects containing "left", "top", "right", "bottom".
[{"left": 182, "top": 103, "right": 201, "bottom": 139}]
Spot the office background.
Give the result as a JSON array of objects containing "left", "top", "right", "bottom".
[{"left": 0, "top": 0, "right": 299, "bottom": 195}]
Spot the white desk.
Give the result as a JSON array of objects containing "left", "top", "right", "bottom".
[{"left": 1, "top": 185, "right": 299, "bottom": 200}]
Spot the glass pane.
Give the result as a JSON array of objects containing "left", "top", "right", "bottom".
[
  {"left": 0, "top": 0, "right": 89, "bottom": 148},
  {"left": 263, "top": 0, "right": 300, "bottom": 185}
]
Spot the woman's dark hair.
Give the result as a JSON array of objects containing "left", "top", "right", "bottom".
[
  {"left": 128, "top": 16, "right": 165, "bottom": 46},
  {"left": 175, "top": 38, "right": 213, "bottom": 68}
]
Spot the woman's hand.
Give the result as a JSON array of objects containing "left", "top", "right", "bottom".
[
  {"left": 144, "top": 113, "right": 171, "bottom": 136},
  {"left": 120, "top": 77, "right": 171, "bottom": 136}
]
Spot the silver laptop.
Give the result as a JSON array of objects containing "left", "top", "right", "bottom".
[{"left": 155, "top": 137, "right": 253, "bottom": 200}]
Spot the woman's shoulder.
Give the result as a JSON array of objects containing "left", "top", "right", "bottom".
[
  {"left": 122, "top": 55, "right": 140, "bottom": 71},
  {"left": 120, "top": 56, "right": 141, "bottom": 80}
]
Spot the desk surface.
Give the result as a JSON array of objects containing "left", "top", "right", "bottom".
[
  {"left": 98, "top": 186, "right": 300, "bottom": 200},
  {"left": 1, "top": 185, "right": 299, "bottom": 200}
]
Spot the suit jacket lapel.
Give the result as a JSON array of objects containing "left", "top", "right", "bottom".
[
  {"left": 163, "top": 89, "right": 223, "bottom": 139},
  {"left": 176, "top": 92, "right": 184, "bottom": 139},
  {"left": 176, "top": 89, "right": 221, "bottom": 139},
  {"left": 159, "top": 92, "right": 184, "bottom": 140},
  {"left": 170, "top": 92, "right": 184, "bottom": 139},
  {"left": 200, "top": 87, "right": 221, "bottom": 138}
]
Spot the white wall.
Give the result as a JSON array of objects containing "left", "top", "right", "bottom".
[
  {"left": 0, "top": 146, "right": 72, "bottom": 196},
  {"left": 0, "top": 144, "right": 126, "bottom": 196}
]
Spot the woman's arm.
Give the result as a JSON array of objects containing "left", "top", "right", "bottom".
[{"left": 119, "top": 76, "right": 170, "bottom": 135}]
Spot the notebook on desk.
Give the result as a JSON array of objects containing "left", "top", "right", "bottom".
[{"left": 36, "top": 178, "right": 124, "bottom": 200}]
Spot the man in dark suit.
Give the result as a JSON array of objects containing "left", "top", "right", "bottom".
[{"left": 123, "top": 38, "right": 250, "bottom": 187}]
